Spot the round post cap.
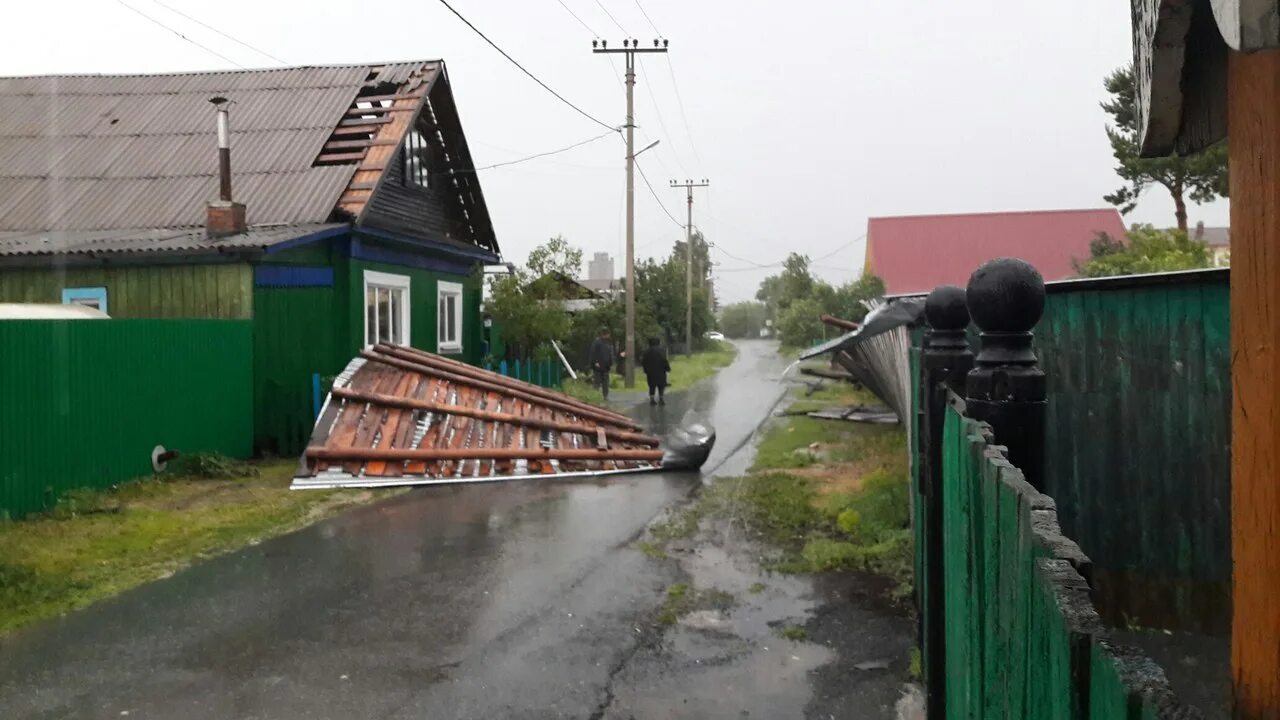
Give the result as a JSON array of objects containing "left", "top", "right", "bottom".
[
  {"left": 925, "top": 285, "right": 969, "bottom": 330},
  {"left": 966, "top": 258, "right": 1045, "bottom": 333}
]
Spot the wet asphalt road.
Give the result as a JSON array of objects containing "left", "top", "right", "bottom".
[{"left": 0, "top": 340, "right": 791, "bottom": 720}]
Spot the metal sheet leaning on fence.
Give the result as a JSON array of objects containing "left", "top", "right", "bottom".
[
  {"left": 798, "top": 297, "right": 925, "bottom": 423},
  {"left": 291, "top": 343, "right": 715, "bottom": 489}
]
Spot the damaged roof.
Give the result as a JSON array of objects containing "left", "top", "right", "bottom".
[
  {"left": 0, "top": 61, "right": 498, "bottom": 254},
  {"left": 295, "top": 345, "right": 668, "bottom": 488}
]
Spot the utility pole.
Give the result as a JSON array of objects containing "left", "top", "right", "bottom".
[
  {"left": 670, "top": 179, "right": 709, "bottom": 355},
  {"left": 593, "top": 38, "right": 668, "bottom": 387}
]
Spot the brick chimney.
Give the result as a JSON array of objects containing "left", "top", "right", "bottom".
[{"left": 206, "top": 97, "right": 246, "bottom": 238}]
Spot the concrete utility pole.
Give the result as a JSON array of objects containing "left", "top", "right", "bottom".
[
  {"left": 593, "top": 38, "right": 667, "bottom": 387},
  {"left": 670, "top": 179, "right": 709, "bottom": 355}
]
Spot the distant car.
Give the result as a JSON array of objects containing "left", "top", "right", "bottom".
[{"left": 705, "top": 331, "right": 725, "bottom": 341}]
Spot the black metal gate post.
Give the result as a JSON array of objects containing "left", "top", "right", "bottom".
[
  {"left": 920, "top": 284, "right": 974, "bottom": 720},
  {"left": 964, "top": 258, "right": 1047, "bottom": 491}
]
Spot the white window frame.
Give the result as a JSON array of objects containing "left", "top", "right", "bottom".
[
  {"left": 363, "top": 270, "right": 411, "bottom": 348},
  {"left": 437, "top": 280, "right": 464, "bottom": 354}
]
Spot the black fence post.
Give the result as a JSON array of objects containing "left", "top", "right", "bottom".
[
  {"left": 920, "top": 284, "right": 974, "bottom": 720},
  {"left": 964, "top": 258, "right": 1047, "bottom": 490}
]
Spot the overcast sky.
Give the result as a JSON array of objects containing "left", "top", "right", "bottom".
[{"left": 4, "top": 0, "right": 1231, "bottom": 303}]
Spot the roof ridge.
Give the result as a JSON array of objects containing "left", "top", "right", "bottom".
[
  {"left": 868, "top": 208, "right": 1121, "bottom": 222},
  {"left": 0, "top": 59, "right": 443, "bottom": 81}
]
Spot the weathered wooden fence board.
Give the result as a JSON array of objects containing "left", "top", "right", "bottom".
[
  {"left": 1036, "top": 272, "right": 1231, "bottom": 633},
  {"left": 933, "top": 406, "right": 1198, "bottom": 719}
]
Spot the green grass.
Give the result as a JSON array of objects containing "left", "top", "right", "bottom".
[
  {"left": 695, "top": 382, "right": 914, "bottom": 597},
  {"left": 562, "top": 340, "right": 737, "bottom": 404},
  {"left": 656, "top": 582, "right": 735, "bottom": 626},
  {"left": 0, "top": 462, "right": 394, "bottom": 634},
  {"left": 780, "top": 624, "right": 808, "bottom": 641}
]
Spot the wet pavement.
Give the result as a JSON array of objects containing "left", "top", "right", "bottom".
[{"left": 0, "top": 340, "right": 822, "bottom": 719}]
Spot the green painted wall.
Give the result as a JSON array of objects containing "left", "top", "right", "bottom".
[
  {"left": 1036, "top": 276, "right": 1231, "bottom": 633},
  {"left": 0, "top": 320, "right": 253, "bottom": 519},
  {"left": 253, "top": 285, "right": 340, "bottom": 455},
  {"left": 344, "top": 258, "right": 483, "bottom": 364},
  {"left": 0, "top": 263, "right": 252, "bottom": 319}
]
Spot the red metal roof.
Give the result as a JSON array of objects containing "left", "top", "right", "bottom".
[{"left": 865, "top": 209, "right": 1126, "bottom": 295}]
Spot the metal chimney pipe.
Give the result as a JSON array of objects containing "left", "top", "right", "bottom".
[{"left": 211, "top": 97, "right": 232, "bottom": 202}]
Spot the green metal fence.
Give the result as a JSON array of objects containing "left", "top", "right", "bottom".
[
  {"left": 0, "top": 320, "right": 253, "bottom": 519},
  {"left": 938, "top": 405, "right": 1191, "bottom": 718},
  {"left": 486, "top": 356, "right": 564, "bottom": 389}
]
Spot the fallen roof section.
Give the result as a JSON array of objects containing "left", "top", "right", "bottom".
[{"left": 294, "top": 345, "right": 713, "bottom": 489}]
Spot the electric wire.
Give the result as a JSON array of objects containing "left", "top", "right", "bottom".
[
  {"left": 452, "top": 129, "right": 619, "bottom": 172},
  {"left": 116, "top": 0, "right": 245, "bottom": 68},
  {"left": 146, "top": 0, "right": 287, "bottom": 65},
  {"left": 663, "top": 56, "right": 704, "bottom": 167},
  {"left": 632, "top": 0, "right": 663, "bottom": 36},
  {"left": 553, "top": 0, "right": 601, "bottom": 37},
  {"left": 592, "top": 0, "right": 630, "bottom": 34},
  {"left": 436, "top": 0, "right": 618, "bottom": 132}
]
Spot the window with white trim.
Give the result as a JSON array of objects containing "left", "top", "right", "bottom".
[
  {"left": 437, "top": 281, "right": 464, "bottom": 354},
  {"left": 363, "top": 271, "right": 411, "bottom": 347}
]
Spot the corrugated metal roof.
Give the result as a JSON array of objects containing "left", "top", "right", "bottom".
[
  {"left": 0, "top": 62, "right": 442, "bottom": 232},
  {"left": 0, "top": 223, "right": 345, "bottom": 257},
  {"left": 864, "top": 209, "right": 1127, "bottom": 296}
]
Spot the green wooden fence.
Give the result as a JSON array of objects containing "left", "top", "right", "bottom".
[
  {"left": 1037, "top": 270, "right": 1231, "bottom": 633},
  {"left": 0, "top": 320, "right": 253, "bottom": 519},
  {"left": 937, "top": 404, "right": 1192, "bottom": 718}
]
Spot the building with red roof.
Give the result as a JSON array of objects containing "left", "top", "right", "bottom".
[{"left": 864, "top": 208, "right": 1127, "bottom": 295}]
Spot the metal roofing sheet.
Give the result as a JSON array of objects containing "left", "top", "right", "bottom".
[
  {"left": 865, "top": 208, "right": 1128, "bottom": 296},
  {"left": 0, "top": 63, "right": 437, "bottom": 231},
  {"left": 0, "top": 222, "right": 346, "bottom": 257}
]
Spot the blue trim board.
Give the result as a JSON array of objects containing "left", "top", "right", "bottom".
[
  {"left": 62, "top": 286, "right": 108, "bottom": 313},
  {"left": 254, "top": 265, "right": 335, "bottom": 288},
  {"left": 353, "top": 226, "right": 501, "bottom": 264},
  {"left": 348, "top": 237, "right": 474, "bottom": 276}
]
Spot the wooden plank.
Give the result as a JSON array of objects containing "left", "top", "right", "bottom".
[
  {"left": 337, "top": 117, "right": 393, "bottom": 128},
  {"left": 316, "top": 150, "right": 368, "bottom": 164},
  {"left": 331, "top": 126, "right": 379, "bottom": 137},
  {"left": 1228, "top": 47, "right": 1280, "bottom": 716}
]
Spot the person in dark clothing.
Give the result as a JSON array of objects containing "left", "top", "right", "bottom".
[
  {"left": 587, "top": 328, "right": 615, "bottom": 400},
  {"left": 640, "top": 337, "right": 671, "bottom": 405}
]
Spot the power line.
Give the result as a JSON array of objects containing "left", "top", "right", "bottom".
[
  {"left": 116, "top": 0, "right": 245, "bottom": 68},
  {"left": 811, "top": 234, "right": 866, "bottom": 262},
  {"left": 458, "top": 128, "right": 619, "bottom": 172},
  {"left": 663, "top": 57, "right": 704, "bottom": 167},
  {"left": 553, "top": 0, "right": 600, "bottom": 37},
  {"left": 632, "top": 0, "right": 663, "bottom": 36},
  {"left": 634, "top": 157, "right": 683, "bottom": 227},
  {"left": 436, "top": 0, "right": 617, "bottom": 132},
  {"left": 709, "top": 242, "right": 774, "bottom": 268},
  {"left": 637, "top": 56, "right": 688, "bottom": 175},
  {"left": 592, "top": 0, "right": 630, "bottom": 34},
  {"left": 146, "top": 0, "right": 287, "bottom": 65}
]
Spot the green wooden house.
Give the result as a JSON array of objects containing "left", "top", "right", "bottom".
[{"left": 0, "top": 61, "right": 502, "bottom": 453}]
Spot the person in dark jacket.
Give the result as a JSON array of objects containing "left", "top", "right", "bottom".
[
  {"left": 587, "top": 328, "right": 615, "bottom": 400},
  {"left": 640, "top": 337, "right": 671, "bottom": 405}
]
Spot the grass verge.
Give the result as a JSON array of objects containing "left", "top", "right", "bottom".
[
  {"left": 0, "top": 459, "right": 395, "bottom": 635},
  {"left": 562, "top": 340, "right": 737, "bottom": 404},
  {"left": 644, "top": 379, "right": 913, "bottom": 601}
]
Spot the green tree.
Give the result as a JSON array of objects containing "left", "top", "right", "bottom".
[
  {"left": 777, "top": 298, "right": 825, "bottom": 348},
  {"left": 1073, "top": 225, "right": 1212, "bottom": 278},
  {"left": 1102, "top": 64, "right": 1228, "bottom": 232},
  {"left": 828, "top": 272, "right": 886, "bottom": 323},
  {"left": 486, "top": 236, "right": 582, "bottom": 357},
  {"left": 719, "top": 301, "right": 768, "bottom": 339}
]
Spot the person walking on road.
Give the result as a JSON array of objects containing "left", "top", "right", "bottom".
[
  {"left": 640, "top": 337, "right": 671, "bottom": 405},
  {"left": 588, "top": 328, "right": 615, "bottom": 401}
]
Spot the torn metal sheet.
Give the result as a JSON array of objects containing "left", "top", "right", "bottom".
[
  {"left": 805, "top": 405, "right": 898, "bottom": 424},
  {"left": 797, "top": 298, "right": 924, "bottom": 425},
  {"left": 293, "top": 344, "right": 714, "bottom": 489}
]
